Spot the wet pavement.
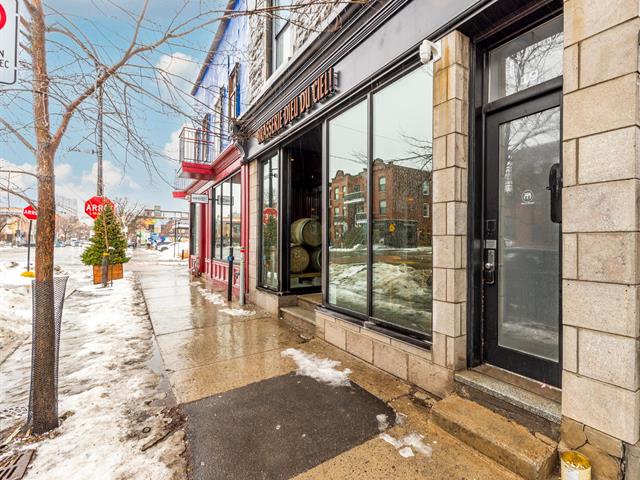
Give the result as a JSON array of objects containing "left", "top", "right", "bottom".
[{"left": 130, "top": 251, "right": 521, "bottom": 480}]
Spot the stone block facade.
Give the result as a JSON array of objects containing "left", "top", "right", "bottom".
[
  {"left": 431, "top": 31, "right": 470, "bottom": 381},
  {"left": 246, "top": 0, "right": 344, "bottom": 104},
  {"left": 561, "top": 1, "right": 640, "bottom": 477}
]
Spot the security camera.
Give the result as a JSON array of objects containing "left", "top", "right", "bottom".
[{"left": 419, "top": 40, "right": 440, "bottom": 65}]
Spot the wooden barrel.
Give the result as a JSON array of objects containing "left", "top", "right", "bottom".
[
  {"left": 290, "top": 245, "right": 310, "bottom": 273},
  {"left": 309, "top": 247, "right": 322, "bottom": 272},
  {"left": 291, "top": 218, "right": 321, "bottom": 247}
]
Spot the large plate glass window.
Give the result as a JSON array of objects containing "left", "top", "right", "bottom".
[
  {"left": 372, "top": 67, "right": 433, "bottom": 335},
  {"left": 211, "top": 187, "right": 220, "bottom": 258},
  {"left": 211, "top": 174, "right": 241, "bottom": 261},
  {"left": 327, "top": 100, "right": 368, "bottom": 314},
  {"left": 261, "top": 154, "right": 279, "bottom": 289},
  {"left": 231, "top": 174, "right": 242, "bottom": 255},
  {"left": 326, "top": 67, "right": 434, "bottom": 338}
]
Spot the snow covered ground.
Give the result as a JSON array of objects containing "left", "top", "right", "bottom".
[{"left": 0, "top": 251, "right": 187, "bottom": 479}]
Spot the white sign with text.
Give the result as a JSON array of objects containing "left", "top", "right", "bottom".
[
  {"left": 0, "top": 0, "right": 18, "bottom": 85},
  {"left": 189, "top": 194, "right": 209, "bottom": 204}
]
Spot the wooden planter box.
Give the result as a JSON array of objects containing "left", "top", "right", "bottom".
[{"left": 92, "top": 263, "right": 124, "bottom": 284}]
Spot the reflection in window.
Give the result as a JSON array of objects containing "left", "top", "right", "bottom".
[
  {"left": 327, "top": 101, "right": 368, "bottom": 314},
  {"left": 211, "top": 174, "right": 242, "bottom": 260},
  {"left": 372, "top": 67, "right": 433, "bottom": 335},
  {"left": 261, "top": 154, "right": 279, "bottom": 289},
  {"left": 489, "top": 16, "right": 563, "bottom": 101},
  {"left": 422, "top": 180, "right": 430, "bottom": 196},
  {"left": 230, "top": 174, "right": 242, "bottom": 254},
  {"left": 211, "top": 187, "right": 218, "bottom": 258},
  {"left": 190, "top": 203, "right": 200, "bottom": 256},
  {"left": 379, "top": 176, "right": 386, "bottom": 192},
  {"left": 214, "top": 186, "right": 223, "bottom": 258},
  {"left": 423, "top": 203, "right": 430, "bottom": 218}
]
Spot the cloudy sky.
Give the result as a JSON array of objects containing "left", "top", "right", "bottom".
[{"left": 0, "top": 0, "right": 228, "bottom": 217}]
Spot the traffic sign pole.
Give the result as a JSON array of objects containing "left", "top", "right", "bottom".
[
  {"left": 22, "top": 206, "right": 37, "bottom": 272},
  {"left": 26, "top": 220, "right": 32, "bottom": 272}
]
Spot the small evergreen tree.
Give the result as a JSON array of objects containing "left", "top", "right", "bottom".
[{"left": 81, "top": 205, "right": 130, "bottom": 266}]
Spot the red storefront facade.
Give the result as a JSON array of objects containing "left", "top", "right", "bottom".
[{"left": 175, "top": 142, "right": 249, "bottom": 299}]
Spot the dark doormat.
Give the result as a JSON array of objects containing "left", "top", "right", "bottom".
[{"left": 184, "top": 372, "right": 395, "bottom": 480}]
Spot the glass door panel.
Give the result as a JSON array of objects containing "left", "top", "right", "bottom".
[{"left": 497, "top": 107, "right": 561, "bottom": 361}]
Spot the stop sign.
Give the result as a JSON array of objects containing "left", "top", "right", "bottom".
[
  {"left": 84, "top": 196, "right": 115, "bottom": 220},
  {"left": 23, "top": 205, "right": 37, "bottom": 220}
]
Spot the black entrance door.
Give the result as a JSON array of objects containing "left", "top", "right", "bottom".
[{"left": 484, "top": 92, "right": 562, "bottom": 386}]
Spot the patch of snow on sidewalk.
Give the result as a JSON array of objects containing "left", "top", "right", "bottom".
[
  {"left": 378, "top": 430, "right": 432, "bottom": 458},
  {"left": 197, "top": 286, "right": 225, "bottom": 305},
  {"left": 1, "top": 271, "right": 186, "bottom": 479},
  {"left": 219, "top": 308, "right": 256, "bottom": 317},
  {"left": 281, "top": 348, "right": 351, "bottom": 387}
]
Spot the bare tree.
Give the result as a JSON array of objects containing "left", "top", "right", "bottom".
[
  {"left": 0, "top": 0, "right": 366, "bottom": 434},
  {"left": 114, "top": 196, "right": 146, "bottom": 235}
]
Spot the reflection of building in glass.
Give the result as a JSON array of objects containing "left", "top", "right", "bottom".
[{"left": 329, "top": 159, "right": 431, "bottom": 248}]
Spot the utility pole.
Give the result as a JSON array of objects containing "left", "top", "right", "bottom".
[{"left": 97, "top": 85, "right": 104, "bottom": 197}]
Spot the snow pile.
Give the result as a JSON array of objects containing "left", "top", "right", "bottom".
[
  {"left": 0, "top": 262, "right": 33, "bottom": 362},
  {"left": 379, "top": 431, "right": 432, "bottom": 458},
  {"left": 376, "top": 413, "right": 389, "bottom": 431},
  {"left": 281, "top": 348, "right": 351, "bottom": 387},
  {"left": 197, "top": 286, "right": 225, "bottom": 305},
  {"left": 0, "top": 272, "right": 186, "bottom": 479},
  {"left": 219, "top": 308, "right": 256, "bottom": 317}
]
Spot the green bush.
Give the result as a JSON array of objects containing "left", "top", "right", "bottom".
[{"left": 81, "top": 205, "right": 130, "bottom": 266}]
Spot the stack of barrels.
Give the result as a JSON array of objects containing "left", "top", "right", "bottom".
[{"left": 290, "top": 218, "right": 322, "bottom": 273}]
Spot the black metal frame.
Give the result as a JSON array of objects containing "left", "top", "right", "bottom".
[
  {"left": 322, "top": 64, "right": 433, "bottom": 345},
  {"left": 467, "top": 6, "right": 564, "bottom": 386},
  {"left": 257, "top": 150, "right": 282, "bottom": 292},
  {"left": 209, "top": 171, "right": 242, "bottom": 262}
]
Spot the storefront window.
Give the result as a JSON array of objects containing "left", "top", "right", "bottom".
[
  {"left": 210, "top": 189, "right": 217, "bottom": 258},
  {"left": 214, "top": 186, "right": 223, "bottom": 258},
  {"left": 220, "top": 181, "right": 230, "bottom": 258},
  {"left": 190, "top": 203, "right": 200, "bottom": 256},
  {"left": 211, "top": 174, "right": 242, "bottom": 261},
  {"left": 327, "top": 100, "right": 368, "bottom": 314},
  {"left": 231, "top": 173, "right": 242, "bottom": 255},
  {"left": 261, "top": 154, "right": 279, "bottom": 289},
  {"left": 372, "top": 67, "right": 433, "bottom": 334},
  {"left": 326, "top": 68, "right": 433, "bottom": 336}
]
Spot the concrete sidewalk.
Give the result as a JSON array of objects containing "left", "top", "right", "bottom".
[{"left": 132, "top": 254, "right": 520, "bottom": 480}]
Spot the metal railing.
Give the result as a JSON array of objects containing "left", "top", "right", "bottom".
[
  {"left": 179, "top": 126, "right": 217, "bottom": 165},
  {"left": 344, "top": 191, "right": 364, "bottom": 204}
]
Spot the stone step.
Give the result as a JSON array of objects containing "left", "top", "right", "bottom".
[
  {"left": 297, "top": 293, "right": 322, "bottom": 313},
  {"left": 455, "top": 368, "right": 561, "bottom": 440},
  {"left": 279, "top": 306, "right": 316, "bottom": 338},
  {"left": 431, "top": 395, "right": 558, "bottom": 480}
]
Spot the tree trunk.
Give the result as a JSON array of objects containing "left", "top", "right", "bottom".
[{"left": 29, "top": 0, "right": 58, "bottom": 435}]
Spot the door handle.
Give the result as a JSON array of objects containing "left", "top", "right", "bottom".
[
  {"left": 483, "top": 249, "right": 496, "bottom": 285},
  {"left": 547, "top": 163, "right": 562, "bottom": 224}
]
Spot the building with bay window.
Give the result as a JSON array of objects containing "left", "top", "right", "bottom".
[{"left": 174, "top": 0, "right": 640, "bottom": 477}]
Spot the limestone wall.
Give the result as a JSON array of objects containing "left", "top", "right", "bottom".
[{"left": 560, "top": 1, "right": 640, "bottom": 478}]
